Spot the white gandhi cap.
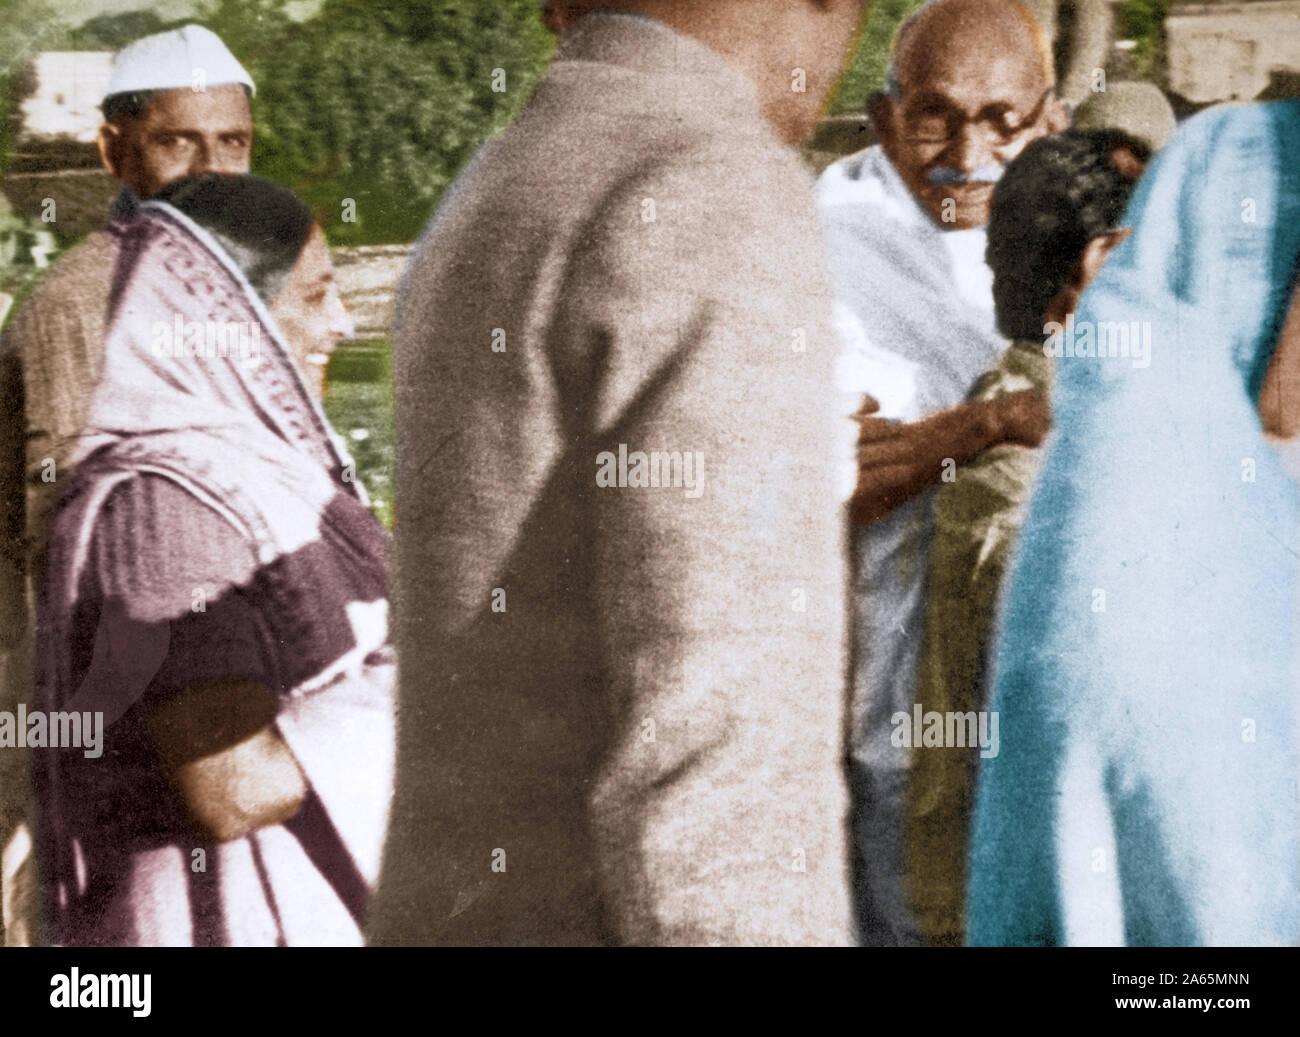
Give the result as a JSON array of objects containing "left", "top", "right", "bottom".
[{"left": 105, "top": 24, "right": 254, "bottom": 99}]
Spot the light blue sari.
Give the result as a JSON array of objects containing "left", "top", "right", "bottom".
[{"left": 968, "top": 101, "right": 1300, "bottom": 946}]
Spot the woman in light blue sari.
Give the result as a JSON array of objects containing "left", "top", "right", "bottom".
[{"left": 968, "top": 101, "right": 1300, "bottom": 946}]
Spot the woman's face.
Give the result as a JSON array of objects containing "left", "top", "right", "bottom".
[{"left": 270, "top": 224, "right": 353, "bottom": 400}]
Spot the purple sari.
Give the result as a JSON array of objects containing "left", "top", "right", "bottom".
[{"left": 32, "top": 196, "right": 394, "bottom": 946}]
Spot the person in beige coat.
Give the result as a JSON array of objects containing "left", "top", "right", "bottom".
[{"left": 366, "top": 0, "right": 867, "bottom": 946}]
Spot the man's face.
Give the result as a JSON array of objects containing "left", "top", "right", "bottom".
[
  {"left": 99, "top": 83, "right": 253, "bottom": 198},
  {"left": 878, "top": 46, "right": 1064, "bottom": 230},
  {"left": 1042, "top": 225, "right": 1135, "bottom": 329}
]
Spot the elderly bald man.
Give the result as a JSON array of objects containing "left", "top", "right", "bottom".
[
  {"left": 0, "top": 25, "right": 254, "bottom": 946},
  {"left": 816, "top": 0, "right": 1068, "bottom": 946}
]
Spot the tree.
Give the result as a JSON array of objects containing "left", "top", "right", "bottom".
[
  {"left": 829, "top": 0, "right": 925, "bottom": 115},
  {"left": 68, "top": 10, "right": 169, "bottom": 50},
  {"left": 194, "top": 0, "right": 293, "bottom": 73},
  {"left": 1118, "top": 0, "right": 1170, "bottom": 80},
  {"left": 233, "top": 0, "right": 553, "bottom": 244},
  {"left": 0, "top": 0, "right": 76, "bottom": 174},
  {"left": 5, "top": 0, "right": 555, "bottom": 245}
]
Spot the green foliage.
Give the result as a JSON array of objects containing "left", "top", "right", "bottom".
[
  {"left": 829, "top": 0, "right": 926, "bottom": 115},
  {"left": 0, "top": 0, "right": 74, "bottom": 78},
  {"left": 193, "top": 0, "right": 293, "bottom": 73},
  {"left": 68, "top": 9, "right": 169, "bottom": 50},
  {"left": 0, "top": 206, "right": 58, "bottom": 268},
  {"left": 210, "top": 0, "right": 554, "bottom": 244},
  {"left": 4, "top": 0, "right": 553, "bottom": 245},
  {"left": 0, "top": 206, "right": 64, "bottom": 327},
  {"left": 1118, "top": 0, "right": 1170, "bottom": 78},
  {"left": 324, "top": 338, "right": 394, "bottom": 527},
  {"left": 0, "top": 0, "right": 76, "bottom": 175}
]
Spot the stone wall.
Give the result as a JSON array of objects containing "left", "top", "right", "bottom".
[
  {"left": 329, "top": 244, "right": 410, "bottom": 341},
  {"left": 1167, "top": 0, "right": 1300, "bottom": 103}
]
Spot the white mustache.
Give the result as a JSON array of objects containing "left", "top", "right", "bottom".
[{"left": 928, "top": 164, "right": 1003, "bottom": 185}]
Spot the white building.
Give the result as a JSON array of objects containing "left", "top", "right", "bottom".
[{"left": 14, "top": 51, "right": 114, "bottom": 146}]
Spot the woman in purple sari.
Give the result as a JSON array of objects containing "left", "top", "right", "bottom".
[{"left": 31, "top": 174, "right": 394, "bottom": 946}]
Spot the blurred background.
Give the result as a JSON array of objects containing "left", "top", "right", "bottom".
[{"left": 3, "top": 0, "right": 1299, "bottom": 524}]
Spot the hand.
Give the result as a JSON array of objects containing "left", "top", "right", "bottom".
[
  {"left": 991, "top": 390, "right": 1050, "bottom": 448},
  {"left": 853, "top": 394, "right": 895, "bottom": 453},
  {"left": 852, "top": 394, "right": 881, "bottom": 420}
]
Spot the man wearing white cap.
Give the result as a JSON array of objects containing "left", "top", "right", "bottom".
[
  {"left": 0, "top": 25, "right": 254, "bottom": 946},
  {"left": 95, "top": 24, "right": 255, "bottom": 199}
]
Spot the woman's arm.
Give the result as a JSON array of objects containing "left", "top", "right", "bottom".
[
  {"left": 77, "top": 473, "right": 309, "bottom": 844},
  {"left": 1258, "top": 281, "right": 1300, "bottom": 439},
  {"left": 148, "top": 680, "right": 307, "bottom": 844}
]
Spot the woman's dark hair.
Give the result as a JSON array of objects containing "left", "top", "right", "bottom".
[
  {"left": 153, "top": 173, "right": 315, "bottom": 303},
  {"left": 986, "top": 128, "right": 1143, "bottom": 342}
]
